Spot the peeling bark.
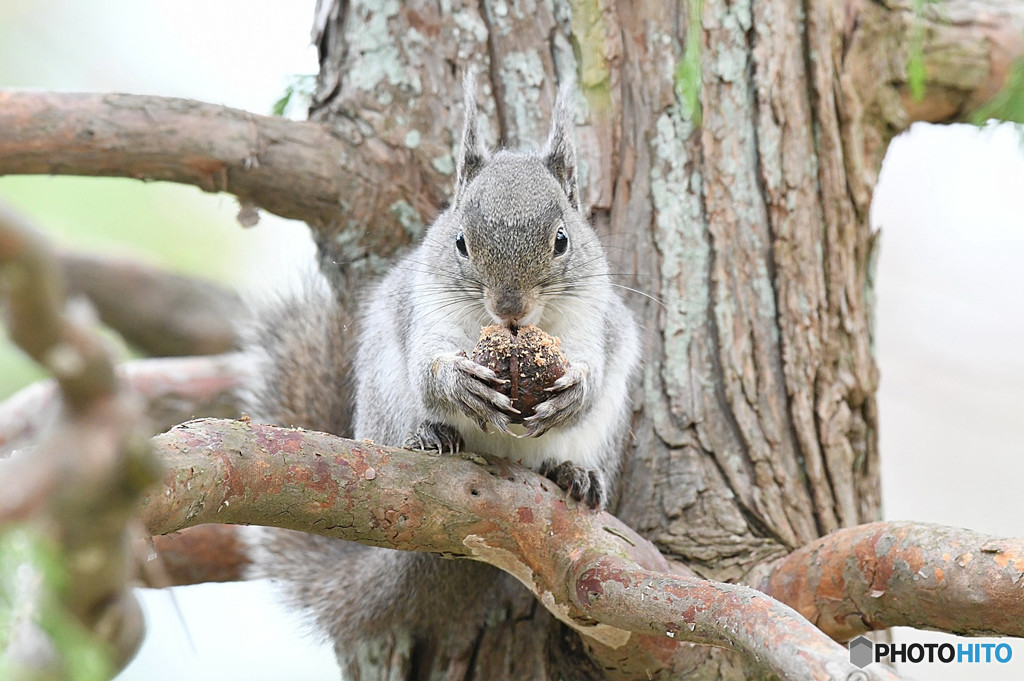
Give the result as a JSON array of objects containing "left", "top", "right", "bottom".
[
  {"left": 141, "top": 418, "right": 899, "bottom": 681},
  {"left": 760, "top": 521, "right": 1024, "bottom": 641}
]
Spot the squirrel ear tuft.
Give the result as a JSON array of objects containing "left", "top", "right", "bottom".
[
  {"left": 543, "top": 82, "right": 581, "bottom": 211},
  {"left": 455, "top": 71, "right": 489, "bottom": 204}
]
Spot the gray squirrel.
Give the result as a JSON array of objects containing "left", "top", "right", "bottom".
[{"left": 243, "top": 77, "right": 641, "bottom": 678}]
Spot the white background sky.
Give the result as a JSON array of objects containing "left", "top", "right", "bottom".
[{"left": 2, "top": 2, "right": 1024, "bottom": 680}]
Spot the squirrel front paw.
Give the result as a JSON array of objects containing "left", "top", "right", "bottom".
[
  {"left": 433, "top": 353, "right": 520, "bottom": 436},
  {"left": 539, "top": 458, "right": 605, "bottom": 509},
  {"left": 523, "top": 364, "right": 588, "bottom": 438}
]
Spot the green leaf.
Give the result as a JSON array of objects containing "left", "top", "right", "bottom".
[
  {"left": 271, "top": 74, "right": 316, "bottom": 117},
  {"left": 271, "top": 88, "right": 293, "bottom": 117}
]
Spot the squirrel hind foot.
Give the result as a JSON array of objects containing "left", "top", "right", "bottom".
[
  {"left": 538, "top": 458, "right": 604, "bottom": 510},
  {"left": 403, "top": 421, "right": 464, "bottom": 454}
]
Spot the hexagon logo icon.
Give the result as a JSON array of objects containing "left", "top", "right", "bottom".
[{"left": 849, "top": 636, "right": 874, "bottom": 668}]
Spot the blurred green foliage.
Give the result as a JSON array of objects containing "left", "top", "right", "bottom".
[
  {"left": 973, "top": 59, "right": 1024, "bottom": 128},
  {"left": 0, "top": 4, "right": 326, "bottom": 680},
  {"left": 0, "top": 527, "right": 114, "bottom": 681}
]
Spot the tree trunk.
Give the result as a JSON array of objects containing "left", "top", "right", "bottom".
[{"left": 301, "top": 0, "right": 895, "bottom": 677}]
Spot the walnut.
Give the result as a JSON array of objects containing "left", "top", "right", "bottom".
[{"left": 471, "top": 324, "right": 568, "bottom": 423}]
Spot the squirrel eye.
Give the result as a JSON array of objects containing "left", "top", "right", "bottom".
[
  {"left": 455, "top": 231, "right": 468, "bottom": 258},
  {"left": 553, "top": 225, "right": 569, "bottom": 256}
]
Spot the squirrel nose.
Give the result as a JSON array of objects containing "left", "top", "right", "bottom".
[{"left": 488, "top": 289, "right": 527, "bottom": 324}]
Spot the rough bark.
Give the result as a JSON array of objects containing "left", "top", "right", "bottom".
[{"left": 139, "top": 421, "right": 1024, "bottom": 677}]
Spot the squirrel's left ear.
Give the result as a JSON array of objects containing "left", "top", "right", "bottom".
[
  {"left": 455, "top": 71, "right": 489, "bottom": 206},
  {"left": 543, "top": 83, "right": 581, "bottom": 211}
]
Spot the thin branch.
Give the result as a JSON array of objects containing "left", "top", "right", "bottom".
[
  {"left": 0, "top": 354, "right": 244, "bottom": 455},
  {"left": 571, "top": 555, "right": 895, "bottom": 681},
  {"left": 59, "top": 251, "right": 242, "bottom": 357},
  {"left": 1, "top": 400, "right": 154, "bottom": 678},
  {"left": 0, "top": 203, "right": 115, "bottom": 412},
  {"left": 0, "top": 202, "right": 158, "bottom": 674},
  {"left": 760, "top": 520, "right": 1024, "bottom": 641},
  {"left": 116, "top": 354, "right": 243, "bottom": 426},
  {"left": 143, "top": 418, "right": 897, "bottom": 680}
]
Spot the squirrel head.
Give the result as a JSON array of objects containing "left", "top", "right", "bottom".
[{"left": 434, "top": 74, "right": 609, "bottom": 329}]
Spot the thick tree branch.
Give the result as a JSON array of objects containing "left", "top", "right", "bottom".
[
  {"left": 0, "top": 354, "right": 244, "bottom": 455},
  {"left": 142, "top": 418, "right": 896, "bottom": 681},
  {"left": 0, "top": 91, "right": 415, "bottom": 248},
  {"left": 760, "top": 521, "right": 1024, "bottom": 641},
  {"left": 0, "top": 203, "right": 157, "bottom": 675},
  {"left": 145, "top": 525, "right": 251, "bottom": 587},
  {"left": 842, "top": 0, "right": 1024, "bottom": 132},
  {"left": 59, "top": 251, "right": 241, "bottom": 357},
  {"left": 905, "top": 0, "right": 1024, "bottom": 123}
]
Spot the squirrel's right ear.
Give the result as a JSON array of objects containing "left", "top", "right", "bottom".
[{"left": 455, "top": 72, "right": 489, "bottom": 205}]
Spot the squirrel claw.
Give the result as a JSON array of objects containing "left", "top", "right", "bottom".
[
  {"left": 403, "top": 421, "right": 464, "bottom": 454},
  {"left": 527, "top": 366, "right": 588, "bottom": 433},
  {"left": 544, "top": 367, "right": 584, "bottom": 393},
  {"left": 493, "top": 420, "right": 516, "bottom": 437},
  {"left": 538, "top": 458, "right": 605, "bottom": 509},
  {"left": 523, "top": 421, "right": 547, "bottom": 438},
  {"left": 477, "top": 417, "right": 515, "bottom": 437}
]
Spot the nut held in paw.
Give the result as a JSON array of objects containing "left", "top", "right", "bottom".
[{"left": 471, "top": 325, "right": 568, "bottom": 423}]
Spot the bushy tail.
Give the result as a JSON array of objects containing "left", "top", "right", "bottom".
[{"left": 237, "top": 270, "right": 354, "bottom": 437}]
